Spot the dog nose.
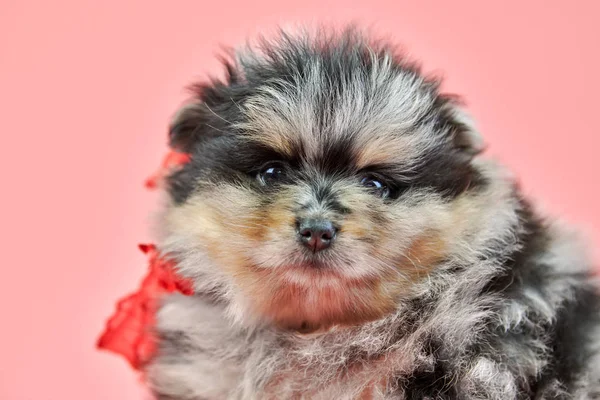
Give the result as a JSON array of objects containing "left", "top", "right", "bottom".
[{"left": 297, "top": 219, "right": 337, "bottom": 252}]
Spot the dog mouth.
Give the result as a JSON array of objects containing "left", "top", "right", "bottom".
[
  {"left": 286, "top": 252, "right": 351, "bottom": 272},
  {"left": 293, "top": 259, "right": 330, "bottom": 269},
  {"left": 279, "top": 261, "right": 336, "bottom": 277},
  {"left": 273, "top": 260, "right": 358, "bottom": 285}
]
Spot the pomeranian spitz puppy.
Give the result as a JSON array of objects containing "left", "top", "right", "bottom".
[{"left": 145, "top": 27, "right": 600, "bottom": 399}]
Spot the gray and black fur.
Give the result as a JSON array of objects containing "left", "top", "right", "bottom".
[{"left": 145, "top": 28, "right": 600, "bottom": 399}]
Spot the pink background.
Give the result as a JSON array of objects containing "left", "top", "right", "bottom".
[{"left": 1, "top": 1, "right": 598, "bottom": 399}]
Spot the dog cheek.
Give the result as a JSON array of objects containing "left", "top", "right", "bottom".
[
  {"left": 260, "top": 191, "right": 298, "bottom": 240},
  {"left": 360, "top": 198, "right": 452, "bottom": 281},
  {"left": 164, "top": 186, "right": 268, "bottom": 267}
]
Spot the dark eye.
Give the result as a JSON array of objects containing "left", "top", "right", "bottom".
[
  {"left": 360, "top": 175, "right": 391, "bottom": 198},
  {"left": 258, "top": 163, "right": 286, "bottom": 185}
]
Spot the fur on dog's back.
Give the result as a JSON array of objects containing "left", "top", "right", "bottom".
[{"left": 145, "top": 28, "right": 600, "bottom": 399}]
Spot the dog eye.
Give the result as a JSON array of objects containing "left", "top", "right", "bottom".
[
  {"left": 258, "top": 163, "right": 286, "bottom": 185},
  {"left": 360, "top": 175, "right": 390, "bottom": 198}
]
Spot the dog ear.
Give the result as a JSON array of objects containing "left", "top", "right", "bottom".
[
  {"left": 169, "top": 58, "right": 241, "bottom": 153},
  {"left": 168, "top": 102, "right": 212, "bottom": 153},
  {"left": 447, "top": 104, "right": 485, "bottom": 157}
]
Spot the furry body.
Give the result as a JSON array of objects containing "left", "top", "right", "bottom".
[{"left": 146, "top": 29, "right": 600, "bottom": 399}]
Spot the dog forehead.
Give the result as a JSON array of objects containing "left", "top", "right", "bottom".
[{"left": 237, "top": 69, "right": 440, "bottom": 169}]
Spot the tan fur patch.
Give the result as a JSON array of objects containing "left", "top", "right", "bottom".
[
  {"left": 355, "top": 136, "right": 411, "bottom": 170},
  {"left": 247, "top": 130, "right": 297, "bottom": 158},
  {"left": 396, "top": 232, "right": 447, "bottom": 280}
]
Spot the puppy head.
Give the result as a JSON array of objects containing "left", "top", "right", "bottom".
[{"left": 161, "top": 29, "right": 487, "bottom": 331}]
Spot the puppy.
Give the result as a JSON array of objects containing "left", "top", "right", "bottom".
[{"left": 145, "top": 28, "right": 600, "bottom": 399}]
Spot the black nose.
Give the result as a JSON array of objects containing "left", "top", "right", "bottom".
[{"left": 297, "top": 219, "right": 337, "bottom": 252}]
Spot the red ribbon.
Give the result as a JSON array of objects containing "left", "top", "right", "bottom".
[
  {"left": 97, "top": 151, "right": 193, "bottom": 370},
  {"left": 96, "top": 244, "right": 194, "bottom": 369}
]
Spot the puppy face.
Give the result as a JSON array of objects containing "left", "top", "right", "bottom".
[{"left": 161, "top": 31, "right": 486, "bottom": 331}]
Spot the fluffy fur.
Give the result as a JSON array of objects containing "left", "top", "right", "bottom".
[{"left": 145, "top": 28, "right": 600, "bottom": 399}]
